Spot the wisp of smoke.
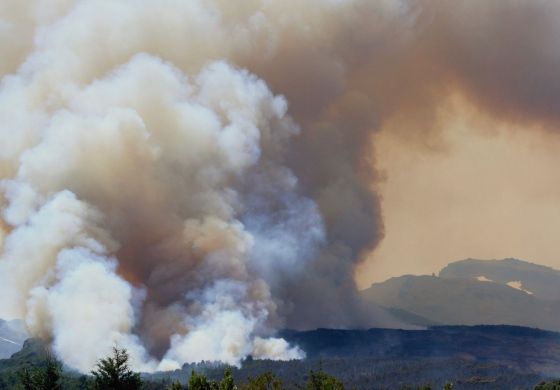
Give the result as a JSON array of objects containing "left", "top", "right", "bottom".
[{"left": 1, "top": 0, "right": 560, "bottom": 373}]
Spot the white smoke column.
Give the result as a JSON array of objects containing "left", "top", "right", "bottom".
[
  {"left": 0, "top": 2, "right": 328, "bottom": 369},
  {"left": 0, "top": 189, "right": 156, "bottom": 371},
  {"left": 159, "top": 280, "right": 304, "bottom": 371},
  {"left": 30, "top": 247, "right": 157, "bottom": 372}
]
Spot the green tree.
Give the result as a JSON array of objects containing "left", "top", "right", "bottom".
[
  {"left": 443, "top": 383, "right": 453, "bottom": 390},
  {"left": 43, "top": 354, "right": 63, "bottom": 390},
  {"left": 167, "top": 381, "right": 184, "bottom": 390},
  {"left": 239, "top": 372, "right": 283, "bottom": 390},
  {"left": 188, "top": 370, "right": 219, "bottom": 390},
  {"left": 90, "top": 348, "right": 142, "bottom": 390},
  {"left": 535, "top": 380, "right": 560, "bottom": 390},
  {"left": 18, "top": 353, "right": 62, "bottom": 390},
  {"left": 220, "top": 368, "right": 235, "bottom": 390},
  {"left": 303, "top": 369, "right": 344, "bottom": 390},
  {"left": 18, "top": 367, "right": 35, "bottom": 390}
]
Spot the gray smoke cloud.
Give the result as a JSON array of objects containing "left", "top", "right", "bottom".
[{"left": 1, "top": 0, "right": 559, "bottom": 373}]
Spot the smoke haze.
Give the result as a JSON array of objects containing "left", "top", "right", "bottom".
[{"left": 1, "top": 0, "right": 559, "bottom": 373}]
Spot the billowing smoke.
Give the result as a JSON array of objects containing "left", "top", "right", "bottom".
[
  {"left": 1, "top": 0, "right": 559, "bottom": 373},
  {"left": 0, "top": 48, "right": 326, "bottom": 370}
]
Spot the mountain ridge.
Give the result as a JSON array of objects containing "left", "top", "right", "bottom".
[
  {"left": 362, "top": 258, "right": 560, "bottom": 331},
  {"left": 439, "top": 258, "right": 560, "bottom": 300}
]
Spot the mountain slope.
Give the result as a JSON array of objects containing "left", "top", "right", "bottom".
[
  {"left": 439, "top": 258, "right": 560, "bottom": 300},
  {"left": 362, "top": 264, "right": 560, "bottom": 331}
]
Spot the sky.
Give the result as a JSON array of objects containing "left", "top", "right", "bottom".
[{"left": 356, "top": 100, "right": 560, "bottom": 288}]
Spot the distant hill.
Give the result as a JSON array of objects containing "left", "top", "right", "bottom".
[
  {"left": 0, "top": 320, "right": 27, "bottom": 359},
  {"left": 281, "top": 325, "right": 560, "bottom": 373},
  {"left": 0, "top": 326, "right": 556, "bottom": 389},
  {"left": 440, "top": 258, "right": 560, "bottom": 300},
  {"left": 362, "top": 258, "right": 560, "bottom": 331},
  {"left": 146, "top": 325, "right": 557, "bottom": 389}
]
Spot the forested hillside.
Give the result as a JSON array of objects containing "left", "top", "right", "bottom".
[{"left": 1, "top": 326, "right": 560, "bottom": 389}]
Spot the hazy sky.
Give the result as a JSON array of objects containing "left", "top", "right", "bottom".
[{"left": 356, "top": 101, "right": 560, "bottom": 288}]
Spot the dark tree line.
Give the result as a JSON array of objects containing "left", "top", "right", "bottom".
[{"left": 9, "top": 347, "right": 560, "bottom": 390}]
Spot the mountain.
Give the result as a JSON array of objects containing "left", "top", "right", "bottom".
[
  {"left": 361, "top": 258, "right": 560, "bottom": 331},
  {"left": 440, "top": 258, "right": 560, "bottom": 300},
  {"left": 0, "top": 320, "right": 27, "bottom": 359},
  {"left": 0, "top": 338, "right": 61, "bottom": 389}
]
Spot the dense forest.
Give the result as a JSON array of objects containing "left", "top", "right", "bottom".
[{"left": 1, "top": 341, "right": 559, "bottom": 390}]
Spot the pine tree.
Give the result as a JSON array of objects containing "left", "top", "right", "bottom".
[
  {"left": 43, "top": 354, "right": 63, "bottom": 390},
  {"left": 188, "top": 370, "right": 220, "bottom": 390},
  {"left": 239, "top": 372, "right": 283, "bottom": 390},
  {"left": 304, "top": 369, "right": 345, "bottom": 390},
  {"left": 220, "top": 368, "right": 235, "bottom": 390},
  {"left": 91, "top": 348, "right": 142, "bottom": 390},
  {"left": 167, "top": 381, "right": 184, "bottom": 390},
  {"left": 18, "top": 353, "right": 62, "bottom": 390}
]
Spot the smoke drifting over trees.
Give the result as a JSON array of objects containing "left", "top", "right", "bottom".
[{"left": 0, "top": 0, "right": 559, "bottom": 373}]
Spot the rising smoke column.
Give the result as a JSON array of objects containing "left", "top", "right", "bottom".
[
  {"left": 0, "top": 52, "right": 321, "bottom": 371},
  {"left": 0, "top": 10, "right": 326, "bottom": 369},
  {"left": 2, "top": 0, "right": 560, "bottom": 373}
]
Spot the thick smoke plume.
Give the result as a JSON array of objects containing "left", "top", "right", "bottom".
[{"left": 1, "top": 0, "right": 559, "bottom": 373}]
